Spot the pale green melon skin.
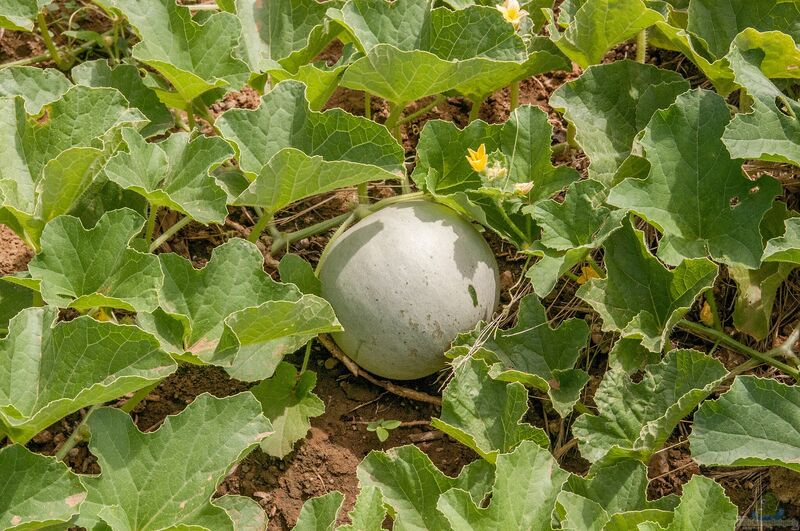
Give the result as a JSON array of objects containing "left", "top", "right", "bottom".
[{"left": 319, "top": 200, "right": 500, "bottom": 380}]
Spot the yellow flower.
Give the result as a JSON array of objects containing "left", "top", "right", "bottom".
[
  {"left": 496, "top": 0, "right": 528, "bottom": 29},
  {"left": 576, "top": 265, "right": 601, "bottom": 285},
  {"left": 466, "top": 144, "right": 488, "bottom": 172},
  {"left": 699, "top": 300, "right": 715, "bottom": 326}
]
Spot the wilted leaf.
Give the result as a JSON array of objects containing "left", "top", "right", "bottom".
[
  {"left": 0, "top": 306, "right": 176, "bottom": 443},
  {"left": 572, "top": 349, "right": 727, "bottom": 462},
  {"left": 690, "top": 375, "right": 800, "bottom": 473},
  {"left": 76, "top": 393, "right": 272, "bottom": 530},
  {"left": 432, "top": 356, "right": 549, "bottom": 461},
  {"left": 0, "top": 444, "right": 86, "bottom": 530},
  {"left": 27, "top": 208, "right": 163, "bottom": 312},
  {"left": 576, "top": 217, "right": 717, "bottom": 352}
]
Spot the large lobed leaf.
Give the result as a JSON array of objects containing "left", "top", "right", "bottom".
[
  {"left": 432, "top": 356, "right": 549, "bottom": 462},
  {"left": 609, "top": 88, "right": 781, "bottom": 268},
  {"left": 0, "top": 86, "right": 145, "bottom": 250},
  {"left": 26, "top": 208, "right": 163, "bottom": 312},
  {"left": 577, "top": 217, "right": 717, "bottom": 352},
  {"left": 105, "top": 0, "right": 250, "bottom": 108},
  {"left": 76, "top": 392, "right": 272, "bottom": 530},
  {"left": 690, "top": 375, "right": 800, "bottom": 473},
  {"left": 0, "top": 444, "right": 86, "bottom": 530},
  {"left": 0, "top": 0, "right": 49, "bottom": 31},
  {"left": 572, "top": 349, "right": 727, "bottom": 462},
  {"left": 0, "top": 306, "right": 176, "bottom": 443}
]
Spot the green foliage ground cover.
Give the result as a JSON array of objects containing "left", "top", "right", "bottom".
[{"left": 0, "top": 0, "right": 799, "bottom": 528}]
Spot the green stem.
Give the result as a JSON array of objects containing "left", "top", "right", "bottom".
[
  {"left": 121, "top": 381, "right": 160, "bottom": 414},
  {"left": 551, "top": 142, "right": 570, "bottom": 156},
  {"left": 149, "top": 216, "right": 191, "bottom": 252},
  {"left": 586, "top": 255, "right": 605, "bottom": 276},
  {"left": 145, "top": 205, "right": 158, "bottom": 244},
  {"left": 193, "top": 101, "right": 222, "bottom": 136},
  {"left": 248, "top": 212, "right": 273, "bottom": 243},
  {"left": 509, "top": 81, "right": 520, "bottom": 113},
  {"left": 358, "top": 182, "right": 370, "bottom": 205},
  {"left": 636, "top": 29, "right": 647, "bottom": 63},
  {"left": 573, "top": 401, "right": 591, "bottom": 415},
  {"left": 37, "top": 11, "right": 70, "bottom": 70},
  {"left": 494, "top": 198, "right": 528, "bottom": 243},
  {"left": 300, "top": 341, "right": 313, "bottom": 374},
  {"left": 468, "top": 98, "right": 482, "bottom": 123},
  {"left": 270, "top": 192, "right": 424, "bottom": 256},
  {"left": 315, "top": 212, "right": 358, "bottom": 275},
  {"left": 678, "top": 320, "right": 800, "bottom": 379},
  {"left": 385, "top": 102, "right": 410, "bottom": 194},
  {"left": 364, "top": 92, "right": 371, "bottom": 120},
  {"left": 31, "top": 290, "right": 43, "bottom": 308},
  {"left": 55, "top": 406, "right": 97, "bottom": 461},
  {"left": 186, "top": 108, "right": 197, "bottom": 130},
  {"left": 566, "top": 122, "right": 579, "bottom": 149},
  {"left": 398, "top": 95, "right": 445, "bottom": 126},
  {"left": 704, "top": 289, "right": 723, "bottom": 331}
]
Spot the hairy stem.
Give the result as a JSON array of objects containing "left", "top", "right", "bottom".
[
  {"left": 37, "top": 11, "right": 70, "bottom": 70},
  {"left": 247, "top": 212, "right": 273, "bottom": 243},
  {"left": 468, "top": 98, "right": 482, "bottom": 123},
  {"left": 678, "top": 319, "right": 800, "bottom": 379},
  {"left": 398, "top": 95, "right": 445, "bottom": 126},
  {"left": 300, "top": 341, "right": 313, "bottom": 374},
  {"left": 509, "top": 81, "right": 520, "bottom": 112},
  {"left": 315, "top": 211, "right": 358, "bottom": 275},
  {"left": 704, "top": 289, "right": 723, "bottom": 331},
  {"left": 384, "top": 102, "right": 410, "bottom": 194},
  {"left": 270, "top": 191, "right": 425, "bottom": 256},
  {"left": 364, "top": 92, "right": 371, "bottom": 120},
  {"left": 149, "top": 216, "right": 192, "bottom": 252},
  {"left": 55, "top": 406, "right": 98, "bottom": 461},
  {"left": 636, "top": 29, "right": 647, "bottom": 63},
  {"left": 494, "top": 198, "right": 528, "bottom": 244},
  {"left": 145, "top": 205, "right": 158, "bottom": 244},
  {"left": 358, "top": 182, "right": 370, "bottom": 205},
  {"left": 551, "top": 142, "right": 570, "bottom": 156},
  {"left": 120, "top": 381, "right": 160, "bottom": 414}
]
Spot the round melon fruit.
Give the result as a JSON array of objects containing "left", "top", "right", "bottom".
[{"left": 319, "top": 200, "right": 500, "bottom": 380}]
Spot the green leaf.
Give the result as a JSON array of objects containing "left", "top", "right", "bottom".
[
  {"left": 608, "top": 337, "right": 660, "bottom": 375},
  {"left": 764, "top": 218, "right": 800, "bottom": 265},
  {"left": 608, "top": 89, "right": 781, "bottom": 268},
  {"left": 27, "top": 208, "right": 163, "bottom": 312},
  {"left": 572, "top": 349, "right": 727, "bottom": 462},
  {"left": 212, "top": 495, "right": 269, "bottom": 531},
  {"left": 437, "top": 441, "right": 570, "bottom": 531},
  {"left": 357, "top": 444, "right": 494, "bottom": 531},
  {"left": 218, "top": 80, "right": 404, "bottom": 207},
  {"left": 212, "top": 295, "right": 341, "bottom": 381},
  {"left": 690, "top": 375, "right": 800, "bottom": 473},
  {"left": 730, "top": 203, "right": 797, "bottom": 340},
  {"left": 332, "top": 0, "right": 568, "bottom": 103},
  {"left": 686, "top": 0, "right": 800, "bottom": 59},
  {"left": 138, "top": 238, "right": 329, "bottom": 379},
  {"left": 72, "top": 60, "right": 174, "bottom": 138},
  {"left": 294, "top": 491, "right": 344, "bottom": 531},
  {"left": 77, "top": 393, "right": 272, "bottom": 530},
  {"left": 0, "top": 0, "right": 48, "bottom": 31},
  {"left": 279, "top": 254, "right": 321, "bottom": 296},
  {"left": 232, "top": 148, "right": 397, "bottom": 215},
  {"left": 463, "top": 294, "right": 589, "bottom": 416},
  {"left": 664, "top": 475, "right": 737, "bottom": 531},
  {"left": 0, "top": 66, "right": 70, "bottom": 114},
  {"left": 227, "top": 0, "right": 340, "bottom": 72},
  {"left": 105, "top": 129, "right": 234, "bottom": 224},
  {"left": 0, "top": 444, "right": 86, "bottom": 530},
  {"left": 722, "top": 31, "right": 800, "bottom": 167},
  {"left": 547, "top": 0, "right": 663, "bottom": 68},
  {"left": 249, "top": 362, "right": 325, "bottom": 457},
  {"left": 338, "top": 486, "right": 386, "bottom": 531},
  {"left": 549, "top": 61, "right": 689, "bottom": 185},
  {"left": 557, "top": 455, "right": 678, "bottom": 528},
  {"left": 576, "top": 217, "right": 717, "bottom": 352},
  {"left": 108, "top": 0, "right": 250, "bottom": 107},
  {"left": 0, "top": 87, "right": 145, "bottom": 249},
  {"left": 0, "top": 281, "right": 34, "bottom": 335},
  {"left": 0, "top": 306, "right": 176, "bottom": 443},
  {"left": 432, "top": 357, "right": 549, "bottom": 462}
]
